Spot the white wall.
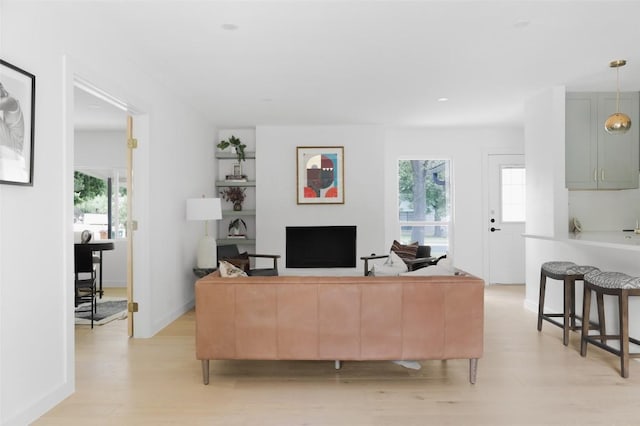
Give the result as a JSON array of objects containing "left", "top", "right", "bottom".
[
  {"left": 569, "top": 188, "right": 640, "bottom": 231},
  {"left": 0, "top": 3, "right": 214, "bottom": 424},
  {"left": 384, "top": 126, "right": 524, "bottom": 278},
  {"left": 256, "top": 126, "right": 386, "bottom": 275},
  {"left": 75, "top": 130, "right": 127, "bottom": 168},
  {"left": 256, "top": 125, "right": 524, "bottom": 278},
  {"left": 524, "top": 87, "right": 568, "bottom": 238}
]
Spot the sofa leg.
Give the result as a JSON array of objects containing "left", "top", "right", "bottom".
[
  {"left": 334, "top": 360, "right": 341, "bottom": 370},
  {"left": 469, "top": 358, "right": 478, "bottom": 384},
  {"left": 202, "top": 360, "right": 210, "bottom": 385}
]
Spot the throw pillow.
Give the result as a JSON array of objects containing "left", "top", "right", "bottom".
[
  {"left": 218, "top": 260, "right": 248, "bottom": 278},
  {"left": 370, "top": 250, "right": 408, "bottom": 276},
  {"left": 220, "top": 251, "right": 250, "bottom": 272},
  {"left": 391, "top": 240, "right": 419, "bottom": 262}
]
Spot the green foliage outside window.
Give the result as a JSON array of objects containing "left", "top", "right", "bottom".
[
  {"left": 398, "top": 160, "right": 447, "bottom": 221},
  {"left": 74, "top": 171, "right": 128, "bottom": 238},
  {"left": 398, "top": 160, "right": 449, "bottom": 242},
  {"left": 74, "top": 171, "right": 107, "bottom": 212}
]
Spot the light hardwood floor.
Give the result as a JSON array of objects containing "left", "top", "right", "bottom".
[{"left": 36, "top": 285, "right": 640, "bottom": 425}]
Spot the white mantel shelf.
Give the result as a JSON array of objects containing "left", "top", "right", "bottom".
[{"left": 524, "top": 232, "right": 640, "bottom": 251}]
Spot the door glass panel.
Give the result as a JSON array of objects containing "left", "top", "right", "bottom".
[{"left": 501, "top": 167, "right": 526, "bottom": 223}]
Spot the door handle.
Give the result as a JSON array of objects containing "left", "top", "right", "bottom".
[{"left": 490, "top": 227, "right": 501, "bottom": 232}]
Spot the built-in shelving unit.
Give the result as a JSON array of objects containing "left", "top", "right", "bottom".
[{"left": 215, "top": 134, "right": 257, "bottom": 247}]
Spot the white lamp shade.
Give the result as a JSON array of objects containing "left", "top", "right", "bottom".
[{"left": 186, "top": 198, "right": 222, "bottom": 221}]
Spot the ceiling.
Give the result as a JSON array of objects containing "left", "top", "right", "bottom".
[
  {"left": 71, "top": 0, "right": 640, "bottom": 131},
  {"left": 74, "top": 86, "right": 128, "bottom": 131}
]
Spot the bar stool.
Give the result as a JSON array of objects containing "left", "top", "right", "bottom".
[
  {"left": 580, "top": 270, "right": 640, "bottom": 378},
  {"left": 537, "top": 261, "right": 601, "bottom": 345}
]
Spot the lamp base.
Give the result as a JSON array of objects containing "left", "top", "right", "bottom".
[{"left": 196, "top": 235, "right": 217, "bottom": 269}]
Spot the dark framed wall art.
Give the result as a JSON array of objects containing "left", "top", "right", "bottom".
[
  {"left": 0, "top": 59, "right": 35, "bottom": 186},
  {"left": 296, "top": 146, "right": 344, "bottom": 204}
]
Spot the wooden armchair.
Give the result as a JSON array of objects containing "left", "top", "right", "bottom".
[
  {"left": 360, "top": 244, "right": 446, "bottom": 276},
  {"left": 217, "top": 244, "right": 280, "bottom": 276}
]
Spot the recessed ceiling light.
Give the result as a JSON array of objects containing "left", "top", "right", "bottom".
[
  {"left": 437, "top": 97, "right": 449, "bottom": 102},
  {"left": 221, "top": 23, "right": 239, "bottom": 31}
]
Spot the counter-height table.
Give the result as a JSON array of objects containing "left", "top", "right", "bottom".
[{"left": 75, "top": 240, "right": 115, "bottom": 298}]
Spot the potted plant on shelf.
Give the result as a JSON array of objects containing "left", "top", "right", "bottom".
[
  {"left": 220, "top": 186, "right": 246, "bottom": 211},
  {"left": 217, "top": 135, "right": 247, "bottom": 179},
  {"left": 228, "top": 218, "right": 247, "bottom": 238},
  {"left": 216, "top": 135, "right": 247, "bottom": 161}
]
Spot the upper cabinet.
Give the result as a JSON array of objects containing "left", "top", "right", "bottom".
[{"left": 566, "top": 92, "right": 639, "bottom": 190}]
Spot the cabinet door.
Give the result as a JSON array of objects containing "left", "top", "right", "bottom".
[
  {"left": 597, "top": 92, "right": 639, "bottom": 190},
  {"left": 566, "top": 93, "right": 598, "bottom": 189}
]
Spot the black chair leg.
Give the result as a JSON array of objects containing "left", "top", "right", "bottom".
[{"left": 537, "top": 272, "right": 546, "bottom": 331}]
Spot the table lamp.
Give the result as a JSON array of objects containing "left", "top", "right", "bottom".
[{"left": 186, "top": 197, "right": 222, "bottom": 268}]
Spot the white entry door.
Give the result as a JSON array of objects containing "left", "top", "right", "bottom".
[{"left": 488, "top": 154, "right": 525, "bottom": 284}]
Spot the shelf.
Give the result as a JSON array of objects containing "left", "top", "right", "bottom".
[
  {"left": 217, "top": 238, "right": 256, "bottom": 245},
  {"left": 222, "top": 209, "right": 256, "bottom": 217},
  {"left": 215, "top": 180, "right": 256, "bottom": 187},
  {"left": 215, "top": 151, "right": 256, "bottom": 160}
]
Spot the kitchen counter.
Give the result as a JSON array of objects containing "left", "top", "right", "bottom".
[
  {"left": 523, "top": 231, "right": 640, "bottom": 320},
  {"left": 568, "top": 231, "right": 640, "bottom": 250},
  {"left": 524, "top": 231, "right": 640, "bottom": 251}
]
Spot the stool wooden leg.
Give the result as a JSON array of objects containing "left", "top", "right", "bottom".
[
  {"left": 569, "top": 279, "right": 577, "bottom": 330},
  {"left": 596, "top": 292, "right": 606, "bottom": 345},
  {"left": 580, "top": 284, "right": 592, "bottom": 357},
  {"left": 563, "top": 278, "right": 571, "bottom": 345},
  {"left": 619, "top": 290, "right": 629, "bottom": 378},
  {"left": 537, "top": 272, "right": 546, "bottom": 331}
]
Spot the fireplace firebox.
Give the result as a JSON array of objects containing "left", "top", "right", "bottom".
[{"left": 286, "top": 226, "right": 356, "bottom": 268}]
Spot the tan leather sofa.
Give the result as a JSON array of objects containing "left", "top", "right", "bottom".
[{"left": 195, "top": 272, "right": 484, "bottom": 384}]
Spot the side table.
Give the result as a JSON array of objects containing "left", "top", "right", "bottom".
[{"left": 193, "top": 268, "right": 217, "bottom": 278}]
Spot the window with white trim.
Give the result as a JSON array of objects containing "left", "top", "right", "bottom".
[{"left": 398, "top": 159, "right": 451, "bottom": 257}]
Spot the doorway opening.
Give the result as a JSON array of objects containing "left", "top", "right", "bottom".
[{"left": 73, "top": 78, "right": 135, "bottom": 335}]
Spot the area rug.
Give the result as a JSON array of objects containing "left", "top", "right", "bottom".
[{"left": 75, "top": 297, "right": 128, "bottom": 326}]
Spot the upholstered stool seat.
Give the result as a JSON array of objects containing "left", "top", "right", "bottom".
[
  {"left": 537, "top": 261, "right": 602, "bottom": 345},
  {"left": 580, "top": 270, "right": 640, "bottom": 378}
]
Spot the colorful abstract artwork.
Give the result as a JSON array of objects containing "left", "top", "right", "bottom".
[{"left": 296, "top": 146, "right": 344, "bottom": 204}]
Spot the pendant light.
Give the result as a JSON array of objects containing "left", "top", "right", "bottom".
[{"left": 604, "top": 59, "right": 632, "bottom": 135}]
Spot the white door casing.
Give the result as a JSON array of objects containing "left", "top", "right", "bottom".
[{"left": 488, "top": 154, "right": 525, "bottom": 284}]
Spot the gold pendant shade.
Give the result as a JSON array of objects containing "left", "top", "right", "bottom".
[
  {"left": 604, "top": 60, "right": 631, "bottom": 135},
  {"left": 604, "top": 112, "right": 632, "bottom": 134}
]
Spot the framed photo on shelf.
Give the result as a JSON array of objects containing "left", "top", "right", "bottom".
[
  {"left": 296, "top": 146, "right": 344, "bottom": 204},
  {"left": 0, "top": 59, "right": 35, "bottom": 186}
]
